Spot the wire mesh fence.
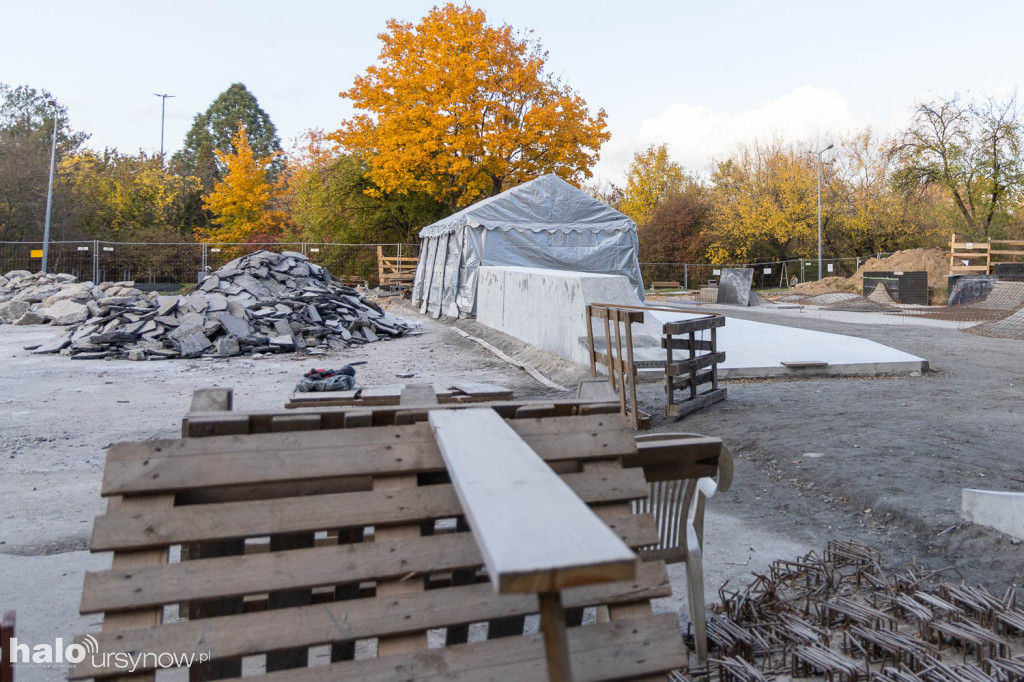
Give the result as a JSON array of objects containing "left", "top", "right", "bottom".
[
  {"left": 1, "top": 239, "right": 884, "bottom": 292},
  {"left": 0, "top": 241, "right": 421, "bottom": 287},
  {"left": 640, "top": 254, "right": 892, "bottom": 291}
]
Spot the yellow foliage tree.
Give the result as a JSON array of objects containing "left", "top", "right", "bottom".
[
  {"left": 199, "top": 125, "right": 289, "bottom": 243},
  {"left": 620, "top": 144, "right": 687, "bottom": 226},
  {"left": 335, "top": 3, "right": 610, "bottom": 210},
  {"left": 707, "top": 140, "right": 827, "bottom": 263},
  {"left": 59, "top": 150, "right": 197, "bottom": 239}
]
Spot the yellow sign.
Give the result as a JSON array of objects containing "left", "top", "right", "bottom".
[{"left": 30, "top": 249, "right": 43, "bottom": 258}]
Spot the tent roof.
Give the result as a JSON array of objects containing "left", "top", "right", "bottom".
[{"left": 419, "top": 174, "right": 636, "bottom": 238}]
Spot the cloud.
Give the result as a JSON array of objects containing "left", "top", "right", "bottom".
[{"left": 594, "top": 85, "right": 870, "bottom": 184}]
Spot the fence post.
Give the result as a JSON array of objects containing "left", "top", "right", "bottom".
[
  {"left": 683, "top": 263, "right": 688, "bottom": 290},
  {"left": 201, "top": 243, "right": 208, "bottom": 273},
  {"left": 302, "top": 241, "right": 307, "bottom": 256},
  {"left": 92, "top": 240, "right": 99, "bottom": 284}
]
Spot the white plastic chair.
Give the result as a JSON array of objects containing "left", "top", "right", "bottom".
[{"left": 632, "top": 433, "right": 733, "bottom": 663}]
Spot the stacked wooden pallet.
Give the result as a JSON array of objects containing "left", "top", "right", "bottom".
[{"left": 74, "top": 388, "right": 710, "bottom": 681}]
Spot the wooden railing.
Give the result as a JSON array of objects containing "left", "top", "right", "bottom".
[
  {"left": 950, "top": 233, "right": 1024, "bottom": 274},
  {"left": 376, "top": 245, "right": 418, "bottom": 287}
]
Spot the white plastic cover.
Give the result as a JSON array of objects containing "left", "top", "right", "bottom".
[{"left": 413, "top": 174, "right": 644, "bottom": 315}]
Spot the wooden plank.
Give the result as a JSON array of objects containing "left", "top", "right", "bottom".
[
  {"left": 102, "top": 414, "right": 636, "bottom": 496},
  {"left": 359, "top": 384, "right": 406, "bottom": 404},
  {"left": 628, "top": 436, "right": 722, "bottom": 482},
  {"left": 83, "top": 513, "right": 656, "bottom": 619},
  {"left": 91, "top": 468, "right": 648, "bottom": 551},
  {"left": 430, "top": 409, "right": 636, "bottom": 593},
  {"left": 665, "top": 388, "right": 727, "bottom": 418},
  {"left": 72, "top": 562, "right": 673, "bottom": 680},
  {"left": 781, "top": 360, "right": 829, "bottom": 368},
  {"left": 666, "top": 351, "right": 726, "bottom": 376},
  {"left": 663, "top": 337, "right": 715, "bottom": 352},
  {"left": 1, "top": 610, "right": 14, "bottom": 682},
  {"left": 989, "top": 249, "right": 1024, "bottom": 256},
  {"left": 588, "top": 306, "right": 645, "bottom": 324},
  {"left": 662, "top": 316, "right": 726, "bottom": 334},
  {"left": 449, "top": 382, "right": 514, "bottom": 400}
]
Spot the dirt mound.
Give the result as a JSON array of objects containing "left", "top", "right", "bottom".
[
  {"left": 792, "top": 276, "right": 855, "bottom": 296},
  {"left": 849, "top": 247, "right": 949, "bottom": 289},
  {"left": 792, "top": 248, "right": 950, "bottom": 303}
]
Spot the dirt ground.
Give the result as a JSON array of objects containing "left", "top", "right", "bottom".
[{"left": 0, "top": 299, "right": 1021, "bottom": 679}]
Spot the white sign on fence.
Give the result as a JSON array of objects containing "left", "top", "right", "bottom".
[
  {"left": 763, "top": 267, "right": 771, "bottom": 274},
  {"left": 827, "top": 264, "right": 834, "bottom": 272},
  {"left": 712, "top": 269, "right": 721, "bottom": 275},
  {"left": 77, "top": 246, "right": 89, "bottom": 251},
  {"left": 102, "top": 247, "right": 113, "bottom": 252},
  {"left": 308, "top": 248, "right": 320, "bottom": 253}
]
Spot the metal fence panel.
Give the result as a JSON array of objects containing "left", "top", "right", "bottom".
[{"left": 1, "top": 241, "right": 423, "bottom": 287}]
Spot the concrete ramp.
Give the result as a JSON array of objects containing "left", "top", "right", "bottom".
[{"left": 476, "top": 266, "right": 926, "bottom": 378}]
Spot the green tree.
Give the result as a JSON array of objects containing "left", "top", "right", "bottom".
[
  {"left": 0, "top": 83, "right": 88, "bottom": 240},
  {"left": 173, "top": 83, "right": 281, "bottom": 178},
  {"left": 620, "top": 144, "right": 687, "bottom": 226},
  {"left": 286, "top": 131, "right": 446, "bottom": 244},
  {"left": 336, "top": 3, "right": 609, "bottom": 210},
  {"left": 890, "top": 92, "right": 1024, "bottom": 240}
]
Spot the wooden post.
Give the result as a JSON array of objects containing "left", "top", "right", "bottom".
[
  {"left": 1, "top": 610, "right": 14, "bottom": 682},
  {"left": 539, "top": 592, "right": 572, "bottom": 682}
]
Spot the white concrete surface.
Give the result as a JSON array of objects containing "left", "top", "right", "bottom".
[
  {"left": 476, "top": 266, "right": 927, "bottom": 377},
  {"left": 640, "top": 309, "right": 927, "bottom": 378},
  {"left": 476, "top": 266, "right": 641, "bottom": 366},
  {"left": 961, "top": 489, "right": 1024, "bottom": 540}
]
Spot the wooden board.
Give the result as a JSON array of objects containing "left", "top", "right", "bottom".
[
  {"left": 429, "top": 409, "right": 636, "bottom": 593},
  {"left": 83, "top": 513, "right": 655, "bottom": 615},
  {"left": 103, "top": 415, "right": 637, "bottom": 496},
  {"left": 91, "top": 468, "right": 648, "bottom": 551}
]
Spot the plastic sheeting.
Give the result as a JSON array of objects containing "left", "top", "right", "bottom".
[{"left": 412, "top": 174, "right": 644, "bottom": 316}]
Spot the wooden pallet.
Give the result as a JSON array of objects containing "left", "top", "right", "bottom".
[
  {"left": 75, "top": 389, "right": 704, "bottom": 681},
  {"left": 285, "top": 381, "right": 513, "bottom": 409},
  {"left": 663, "top": 316, "right": 727, "bottom": 419},
  {"left": 376, "top": 245, "right": 417, "bottom": 287}
]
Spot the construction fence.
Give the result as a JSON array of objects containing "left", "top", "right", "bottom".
[
  {"left": 639, "top": 254, "right": 893, "bottom": 291},
  {"left": 0, "top": 241, "right": 420, "bottom": 288},
  {"left": 0, "top": 240, "right": 888, "bottom": 292}
]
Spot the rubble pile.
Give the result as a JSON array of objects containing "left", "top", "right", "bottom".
[{"left": 6, "top": 250, "right": 417, "bottom": 360}]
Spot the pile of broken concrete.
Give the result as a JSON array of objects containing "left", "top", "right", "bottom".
[{"left": 3, "top": 250, "right": 418, "bottom": 360}]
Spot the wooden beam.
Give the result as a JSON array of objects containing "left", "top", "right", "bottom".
[{"left": 429, "top": 409, "right": 637, "bottom": 594}]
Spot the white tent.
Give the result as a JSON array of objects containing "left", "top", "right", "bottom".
[{"left": 412, "top": 174, "right": 644, "bottom": 317}]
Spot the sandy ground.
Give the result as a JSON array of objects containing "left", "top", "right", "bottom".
[{"left": 0, "top": 300, "right": 1021, "bottom": 679}]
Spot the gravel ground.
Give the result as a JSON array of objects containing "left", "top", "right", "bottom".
[{"left": 0, "top": 299, "right": 1021, "bottom": 680}]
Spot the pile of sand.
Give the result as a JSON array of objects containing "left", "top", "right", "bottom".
[{"left": 793, "top": 248, "right": 950, "bottom": 302}]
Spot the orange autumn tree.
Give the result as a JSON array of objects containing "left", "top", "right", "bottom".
[
  {"left": 335, "top": 3, "right": 610, "bottom": 210},
  {"left": 198, "top": 125, "right": 289, "bottom": 243}
]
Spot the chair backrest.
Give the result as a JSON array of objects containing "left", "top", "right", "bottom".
[{"left": 631, "top": 433, "right": 731, "bottom": 563}]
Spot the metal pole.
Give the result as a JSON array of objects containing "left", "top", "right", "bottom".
[
  {"left": 154, "top": 93, "right": 175, "bottom": 159},
  {"left": 92, "top": 240, "right": 99, "bottom": 284},
  {"left": 684, "top": 263, "right": 688, "bottom": 290},
  {"left": 42, "top": 103, "right": 59, "bottom": 274},
  {"left": 816, "top": 158, "right": 822, "bottom": 280}
]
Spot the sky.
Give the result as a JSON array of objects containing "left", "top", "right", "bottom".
[{"left": 4, "top": 0, "right": 1023, "bottom": 185}]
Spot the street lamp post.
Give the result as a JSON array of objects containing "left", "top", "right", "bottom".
[
  {"left": 154, "top": 93, "right": 175, "bottom": 158},
  {"left": 808, "top": 143, "right": 833, "bottom": 280},
  {"left": 42, "top": 101, "right": 59, "bottom": 275}
]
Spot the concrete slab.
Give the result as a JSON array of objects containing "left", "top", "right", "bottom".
[
  {"left": 476, "top": 266, "right": 927, "bottom": 378},
  {"left": 961, "top": 489, "right": 1024, "bottom": 540},
  {"left": 477, "top": 266, "right": 640, "bottom": 366}
]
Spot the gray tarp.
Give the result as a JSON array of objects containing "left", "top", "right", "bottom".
[{"left": 412, "top": 174, "right": 644, "bottom": 317}]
